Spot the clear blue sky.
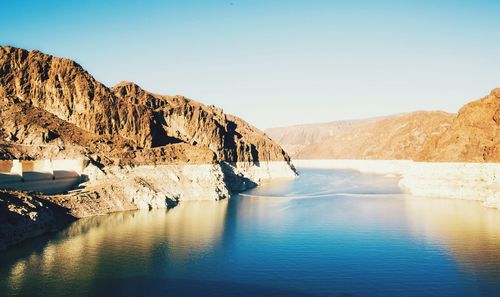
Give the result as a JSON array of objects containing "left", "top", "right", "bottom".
[{"left": 1, "top": 0, "right": 500, "bottom": 129}]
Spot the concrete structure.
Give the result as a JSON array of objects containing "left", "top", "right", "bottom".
[
  {"left": 0, "top": 160, "right": 21, "bottom": 183},
  {"left": 0, "top": 159, "right": 85, "bottom": 194}
]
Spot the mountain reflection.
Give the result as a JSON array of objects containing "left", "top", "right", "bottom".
[
  {"left": 404, "top": 197, "right": 500, "bottom": 280},
  {"left": 3, "top": 201, "right": 228, "bottom": 296}
]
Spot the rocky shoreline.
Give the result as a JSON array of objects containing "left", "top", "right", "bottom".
[
  {"left": 294, "top": 159, "right": 500, "bottom": 210},
  {"left": 0, "top": 160, "right": 297, "bottom": 250},
  {"left": 0, "top": 190, "right": 61, "bottom": 251}
]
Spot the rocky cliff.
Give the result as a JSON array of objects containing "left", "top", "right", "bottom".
[
  {"left": 0, "top": 46, "right": 292, "bottom": 165},
  {"left": 287, "top": 112, "right": 454, "bottom": 160},
  {"left": 417, "top": 89, "right": 500, "bottom": 162}
]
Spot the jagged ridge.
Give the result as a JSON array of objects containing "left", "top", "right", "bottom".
[{"left": 0, "top": 46, "right": 291, "bottom": 165}]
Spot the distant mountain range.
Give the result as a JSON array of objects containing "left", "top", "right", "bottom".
[
  {"left": 264, "top": 116, "right": 385, "bottom": 156},
  {"left": 266, "top": 90, "right": 500, "bottom": 162}
]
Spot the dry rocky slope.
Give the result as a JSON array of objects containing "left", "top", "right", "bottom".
[
  {"left": 0, "top": 46, "right": 296, "bottom": 249},
  {"left": 417, "top": 88, "right": 500, "bottom": 163},
  {"left": 0, "top": 46, "right": 291, "bottom": 164},
  {"left": 264, "top": 118, "right": 383, "bottom": 156},
  {"left": 267, "top": 112, "right": 454, "bottom": 160}
]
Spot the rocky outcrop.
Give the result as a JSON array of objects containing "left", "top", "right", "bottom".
[
  {"left": 417, "top": 89, "right": 500, "bottom": 162},
  {"left": 0, "top": 191, "right": 59, "bottom": 250},
  {"left": 44, "top": 163, "right": 230, "bottom": 218},
  {"left": 0, "top": 46, "right": 155, "bottom": 148},
  {"left": 290, "top": 112, "right": 454, "bottom": 160},
  {"left": 111, "top": 81, "right": 291, "bottom": 163}
]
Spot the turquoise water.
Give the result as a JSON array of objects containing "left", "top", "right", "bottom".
[{"left": 2, "top": 168, "right": 500, "bottom": 297}]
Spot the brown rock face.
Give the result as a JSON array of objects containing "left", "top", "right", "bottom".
[
  {"left": 417, "top": 89, "right": 500, "bottom": 162},
  {"left": 111, "top": 82, "right": 288, "bottom": 162},
  {"left": 281, "top": 112, "right": 454, "bottom": 160},
  {"left": 0, "top": 46, "right": 290, "bottom": 164},
  {"left": 0, "top": 46, "right": 155, "bottom": 147}
]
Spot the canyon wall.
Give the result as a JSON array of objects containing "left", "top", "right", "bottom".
[
  {"left": 417, "top": 88, "right": 500, "bottom": 162},
  {"left": 0, "top": 46, "right": 293, "bottom": 165}
]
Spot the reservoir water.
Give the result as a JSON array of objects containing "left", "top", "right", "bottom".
[{"left": 2, "top": 167, "right": 500, "bottom": 297}]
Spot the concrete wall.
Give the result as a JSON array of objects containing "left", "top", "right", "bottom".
[
  {"left": 0, "top": 160, "right": 22, "bottom": 183},
  {"left": 0, "top": 160, "right": 13, "bottom": 173},
  {"left": 0, "top": 159, "right": 85, "bottom": 194}
]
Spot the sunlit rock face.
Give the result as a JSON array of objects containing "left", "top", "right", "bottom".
[
  {"left": 0, "top": 46, "right": 294, "bottom": 166},
  {"left": 0, "top": 45, "right": 296, "bottom": 188},
  {"left": 43, "top": 164, "right": 230, "bottom": 218},
  {"left": 417, "top": 88, "right": 500, "bottom": 162}
]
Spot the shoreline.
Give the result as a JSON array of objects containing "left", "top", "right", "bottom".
[
  {"left": 0, "top": 160, "right": 297, "bottom": 250},
  {"left": 294, "top": 159, "right": 500, "bottom": 209}
]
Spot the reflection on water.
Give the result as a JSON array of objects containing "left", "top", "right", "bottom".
[
  {"left": 1, "top": 201, "right": 228, "bottom": 297},
  {"left": 1, "top": 168, "right": 500, "bottom": 297},
  {"left": 405, "top": 197, "right": 500, "bottom": 281}
]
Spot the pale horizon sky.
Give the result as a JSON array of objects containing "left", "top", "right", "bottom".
[{"left": 2, "top": 0, "right": 500, "bottom": 129}]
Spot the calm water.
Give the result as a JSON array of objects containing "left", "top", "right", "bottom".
[{"left": 2, "top": 168, "right": 500, "bottom": 297}]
